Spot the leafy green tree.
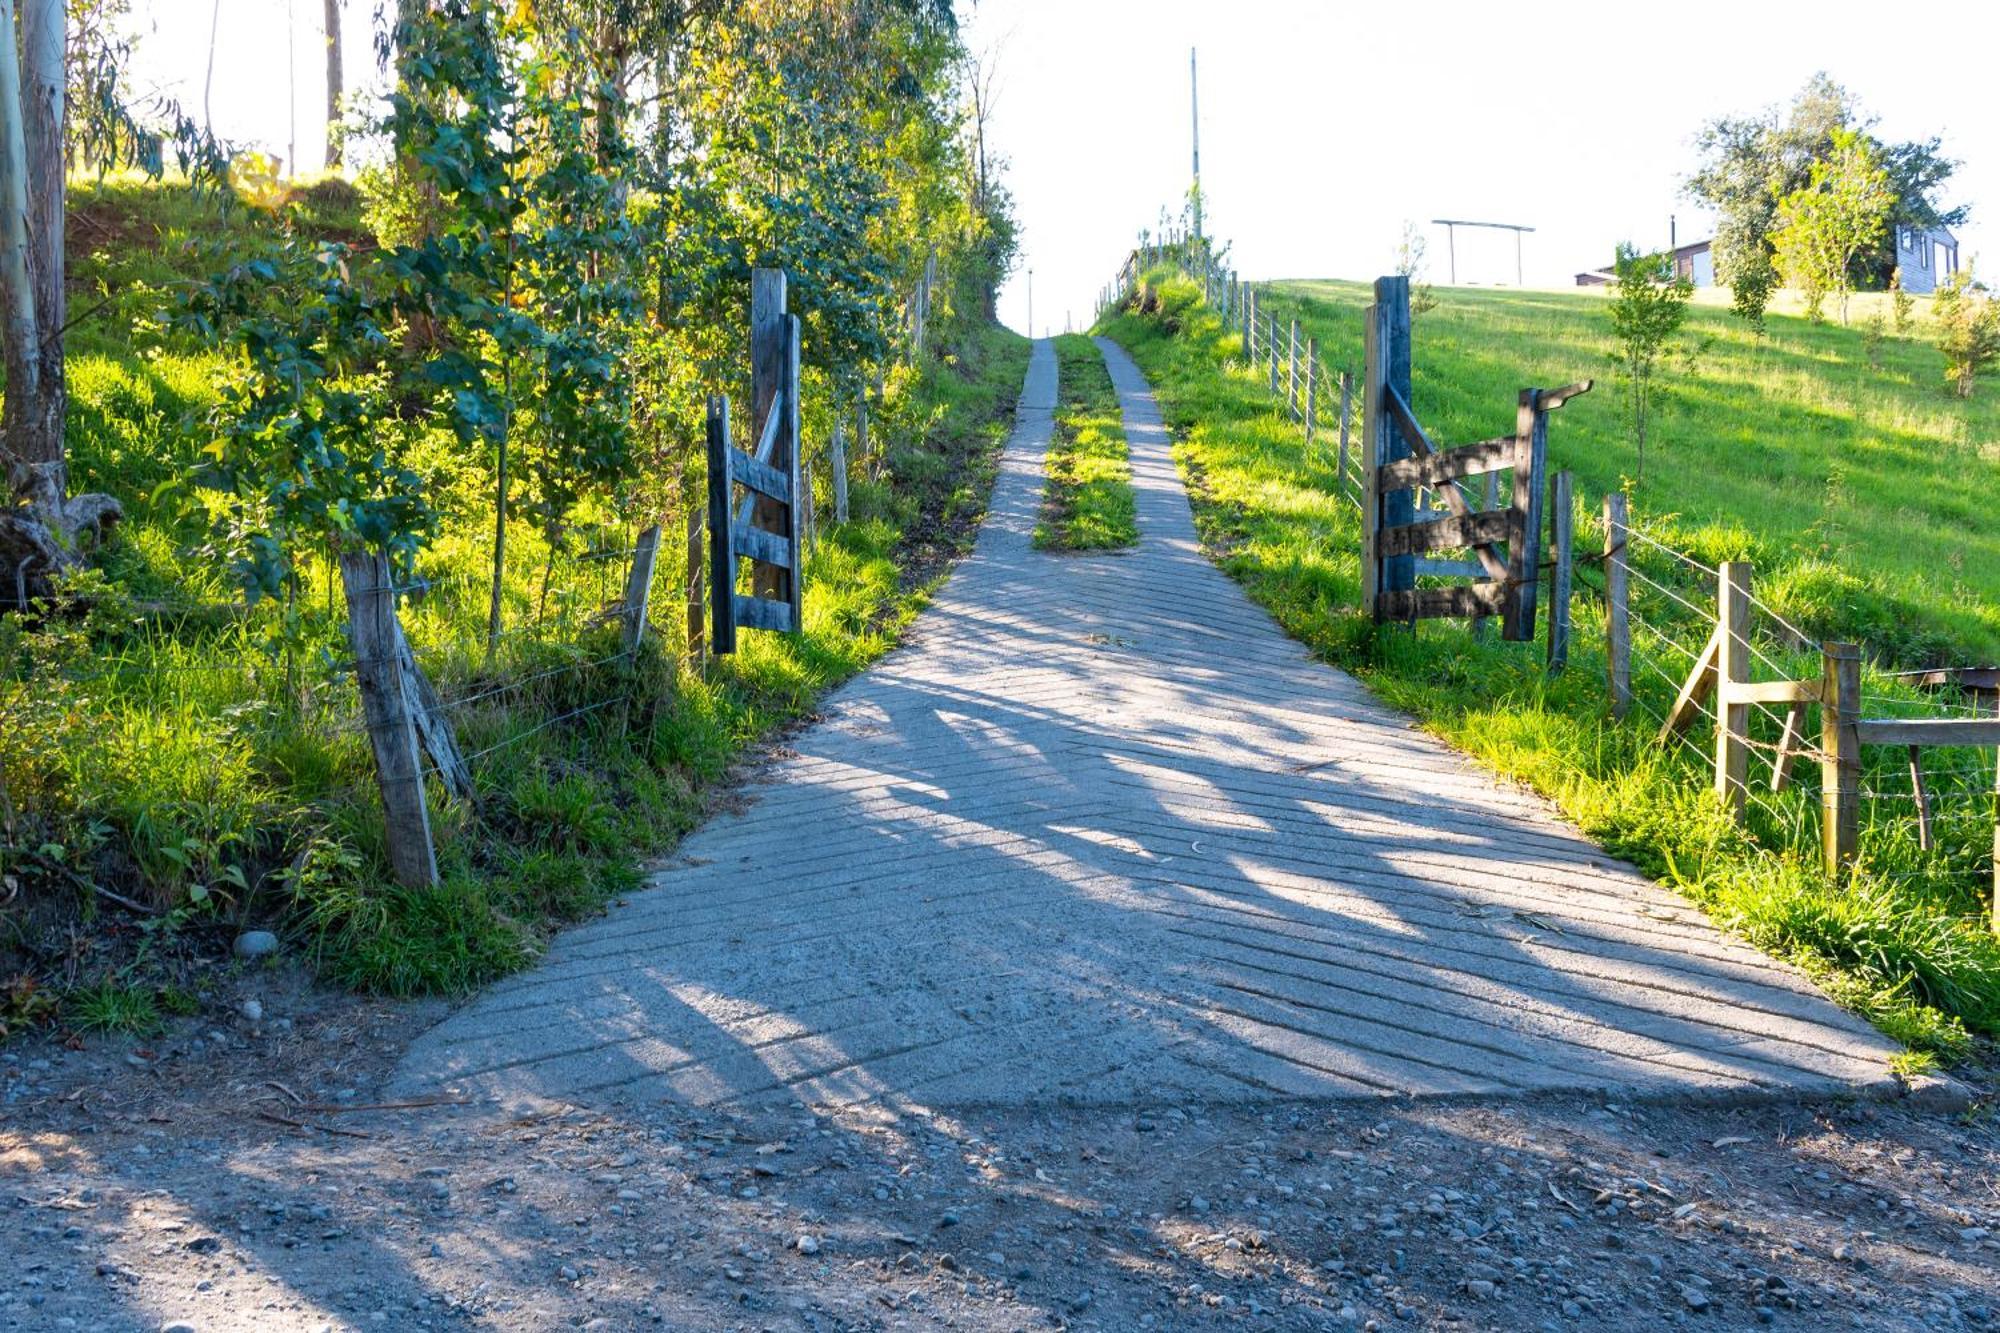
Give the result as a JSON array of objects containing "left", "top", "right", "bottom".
[
  {"left": 1605, "top": 244, "right": 1693, "bottom": 484},
  {"left": 1890, "top": 267, "right": 1913, "bottom": 332},
  {"left": 1932, "top": 267, "right": 1999, "bottom": 398},
  {"left": 1771, "top": 127, "right": 1892, "bottom": 325}
]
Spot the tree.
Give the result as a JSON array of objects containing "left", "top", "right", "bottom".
[
  {"left": 1891, "top": 266, "right": 1913, "bottom": 332},
  {"left": 1605, "top": 244, "right": 1693, "bottom": 485},
  {"left": 1771, "top": 127, "right": 1892, "bottom": 325},
  {"left": 1397, "top": 221, "right": 1436, "bottom": 319},
  {"left": 323, "top": 0, "right": 341, "bottom": 168},
  {"left": 0, "top": 0, "right": 122, "bottom": 602},
  {"left": 1932, "top": 267, "right": 1999, "bottom": 398}
]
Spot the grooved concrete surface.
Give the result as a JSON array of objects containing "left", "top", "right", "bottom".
[{"left": 393, "top": 338, "right": 1898, "bottom": 1114}]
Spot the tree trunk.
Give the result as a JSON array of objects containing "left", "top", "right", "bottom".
[
  {"left": 323, "top": 0, "right": 344, "bottom": 168},
  {"left": 0, "top": 0, "right": 122, "bottom": 605}
]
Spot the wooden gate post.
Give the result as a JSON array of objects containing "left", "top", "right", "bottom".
[
  {"left": 750, "top": 270, "right": 793, "bottom": 605},
  {"left": 1603, "top": 491, "right": 1631, "bottom": 718},
  {"left": 704, "top": 394, "right": 735, "bottom": 656},
  {"left": 1546, "top": 471, "right": 1574, "bottom": 673},
  {"left": 338, "top": 551, "right": 439, "bottom": 889},
  {"left": 1363, "top": 275, "right": 1415, "bottom": 620},
  {"left": 1503, "top": 390, "right": 1548, "bottom": 640},
  {"left": 1820, "top": 641, "right": 1861, "bottom": 877},
  {"left": 1715, "top": 560, "right": 1753, "bottom": 820}
]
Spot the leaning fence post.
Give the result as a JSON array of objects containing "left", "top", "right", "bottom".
[
  {"left": 1820, "top": 641, "right": 1861, "bottom": 878},
  {"left": 338, "top": 551, "right": 439, "bottom": 890},
  {"left": 1546, "top": 471, "right": 1574, "bottom": 673},
  {"left": 1304, "top": 341, "right": 1319, "bottom": 450},
  {"left": 1715, "top": 560, "right": 1753, "bottom": 820},
  {"left": 621, "top": 522, "right": 662, "bottom": 650},
  {"left": 1603, "top": 491, "right": 1631, "bottom": 718},
  {"left": 705, "top": 393, "right": 736, "bottom": 656}
]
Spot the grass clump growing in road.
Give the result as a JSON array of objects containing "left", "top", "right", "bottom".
[
  {"left": 1034, "top": 335, "right": 1137, "bottom": 551},
  {"left": 1095, "top": 271, "right": 2000, "bottom": 1059}
]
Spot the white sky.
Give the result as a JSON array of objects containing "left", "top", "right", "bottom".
[{"left": 122, "top": 1, "right": 1997, "bottom": 337}]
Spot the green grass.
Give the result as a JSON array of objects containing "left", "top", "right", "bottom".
[
  {"left": 1096, "top": 270, "right": 2000, "bottom": 1058},
  {"left": 1258, "top": 278, "right": 2000, "bottom": 669},
  {"left": 1034, "top": 334, "right": 1136, "bottom": 551},
  {"left": 2, "top": 178, "right": 1030, "bottom": 1012}
]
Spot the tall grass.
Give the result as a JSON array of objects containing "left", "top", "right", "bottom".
[
  {"left": 1035, "top": 334, "right": 1136, "bottom": 551},
  {"left": 1096, "top": 271, "right": 2000, "bottom": 1058}
]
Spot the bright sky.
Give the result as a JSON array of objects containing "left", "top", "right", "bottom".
[{"left": 124, "top": 1, "right": 1997, "bottom": 338}]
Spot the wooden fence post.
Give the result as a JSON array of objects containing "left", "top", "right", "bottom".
[
  {"left": 1503, "top": 390, "right": 1547, "bottom": 641},
  {"left": 1364, "top": 275, "right": 1415, "bottom": 620},
  {"left": 620, "top": 522, "right": 662, "bottom": 650},
  {"left": 1715, "top": 560, "right": 1752, "bottom": 820},
  {"left": 338, "top": 551, "right": 439, "bottom": 889},
  {"left": 1546, "top": 470, "right": 1574, "bottom": 673},
  {"left": 1603, "top": 491, "right": 1631, "bottom": 718},
  {"left": 783, "top": 311, "right": 804, "bottom": 629},
  {"left": 1241, "top": 288, "right": 1254, "bottom": 361},
  {"left": 1267, "top": 310, "right": 1279, "bottom": 394},
  {"left": 1304, "top": 341, "right": 1319, "bottom": 449},
  {"left": 831, "top": 421, "right": 850, "bottom": 524},
  {"left": 1821, "top": 641, "right": 1861, "bottom": 878},
  {"left": 750, "top": 269, "right": 791, "bottom": 605},
  {"left": 705, "top": 394, "right": 736, "bottom": 656},
  {"left": 684, "top": 503, "right": 706, "bottom": 667},
  {"left": 1287, "top": 317, "right": 1300, "bottom": 417},
  {"left": 856, "top": 395, "right": 871, "bottom": 481},
  {"left": 1336, "top": 370, "right": 1353, "bottom": 490}
]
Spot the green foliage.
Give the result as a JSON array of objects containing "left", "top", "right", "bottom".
[
  {"left": 1605, "top": 245, "right": 1693, "bottom": 483},
  {"left": 1771, "top": 128, "right": 1893, "bottom": 326},
  {"left": 1890, "top": 267, "right": 1914, "bottom": 332},
  {"left": 1035, "top": 336, "right": 1136, "bottom": 551},
  {"left": 1396, "top": 222, "right": 1436, "bottom": 319},
  {"left": 1931, "top": 267, "right": 2000, "bottom": 398},
  {"left": 1095, "top": 278, "right": 2000, "bottom": 1053}
]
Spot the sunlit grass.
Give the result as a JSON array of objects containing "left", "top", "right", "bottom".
[
  {"left": 1035, "top": 334, "right": 1136, "bottom": 551},
  {"left": 1096, "top": 270, "right": 1999, "bottom": 1057}
]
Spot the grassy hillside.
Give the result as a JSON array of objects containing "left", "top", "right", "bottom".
[
  {"left": 1263, "top": 280, "right": 1999, "bottom": 669},
  {"left": 1098, "top": 271, "right": 1999, "bottom": 1063},
  {"left": 2, "top": 179, "right": 1028, "bottom": 1031}
]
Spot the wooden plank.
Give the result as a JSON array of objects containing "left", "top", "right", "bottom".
[
  {"left": 1377, "top": 508, "right": 1514, "bottom": 557},
  {"left": 1722, "top": 678, "right": 1823, "bottom": 705},
  {"left": 733, "top": 594, "right": 794, "bottom": 633},
  {"left": 750, "top": 269, "right": 790, "bottom": 605},
  {"left": 391, "top": 618, "right": 473, "bottom": 803},
  {"left": 731, "top": 522, "right": 792, "bottom": 569},
  {"left": 1413, "top": 558, "right": 1487, "bottom": 578},
  {"left": 1546, "top": 470, "right": 1573, "bottom": 674},
  {"left": 706, "top": 394, "right": 736, "bottom": 656},
  {"left": 684, "top": 504, "right": 706, "bottom": 667},
  {"left": 620, "top": 523, "right": 662, "bottom": 651},
  {"left": 1821, "top": 643, "right": 1861, "bottom": 877},
  {"left": 1378, "top": 584, "right": 1511, "bottom": 622},
  {"left": 732, "top": 444, "right": 792, "bottom": 500},
  {"left": 1377, "top": 437, "right": 1514, "bottom": 489},
  {"left": 1383, "top": 384, "right": 1436, "bottom": 459},
  {"left": 1853, "top": 718, "right": 2000, "bottom": 747},
  {"left": 783, "top": 312, "right": 804, "bottom": 631},
  {"left": 1657, "top": 624, "right": 1722, "bottom": 741},
  {"left": 338, "top": 551, "right": 438, "bottom": 889},
  {"left": 1603, "top": 492, "right": 1630, "bottom": 719},
  {"left": 1715, "top": 561, "right": 1752, "bottom": 820}
]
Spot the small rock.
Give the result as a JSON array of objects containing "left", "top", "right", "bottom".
[
  {"left": 238, "top": 998, "right": 264, "bottom": 1024},
  {"left": 234, "top": 930, "right": 279, "bottom": 960},
  {"left": 794, "top": 1234, "right": 820, "bottom": 1256},
  {"left": 160, "top": 1323, "right": 199, "bottom": 1333},
  {"left": 1679, "top": 1284, "right": 1710, "bottom": 1312}
]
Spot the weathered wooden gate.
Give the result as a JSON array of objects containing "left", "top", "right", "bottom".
[
  {"left": 1361, "top": 275, "right": 1589, "bottom": 639},
  {"left": 707, "top": 268, "right": 804, "bottom": 654}
]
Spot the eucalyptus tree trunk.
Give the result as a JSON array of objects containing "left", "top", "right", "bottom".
[
  {"left": 0, "top": 0, "right": 122, "bottom": 604},
  {"left": 323, "top": 0, "right": 343, "bottom": 168}
]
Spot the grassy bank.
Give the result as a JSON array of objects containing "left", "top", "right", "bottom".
[
  {"left": 1, "top": 180, "right": 1029, "bottom": 1033},
  {"left": 1096, "top": 271, "right": 1999, "bottom": 1063},
  {"left": 1034, "top": 335, "right": 1136, "bottom": 551},
  {"left": 1257, "top": 279, "right": 2000, "bottom": 669}
]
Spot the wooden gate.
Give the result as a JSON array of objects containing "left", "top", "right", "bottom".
[
  {"left": 1361, "top": 275, "right": 1589, "bottom": 640},
  {"left": 707, "top": 268, "right": 804, "bottom": 654}
]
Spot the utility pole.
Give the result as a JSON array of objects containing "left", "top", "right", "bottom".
[{"left": 1189, "top": 47, "right": 1202, "bottom": 242}]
